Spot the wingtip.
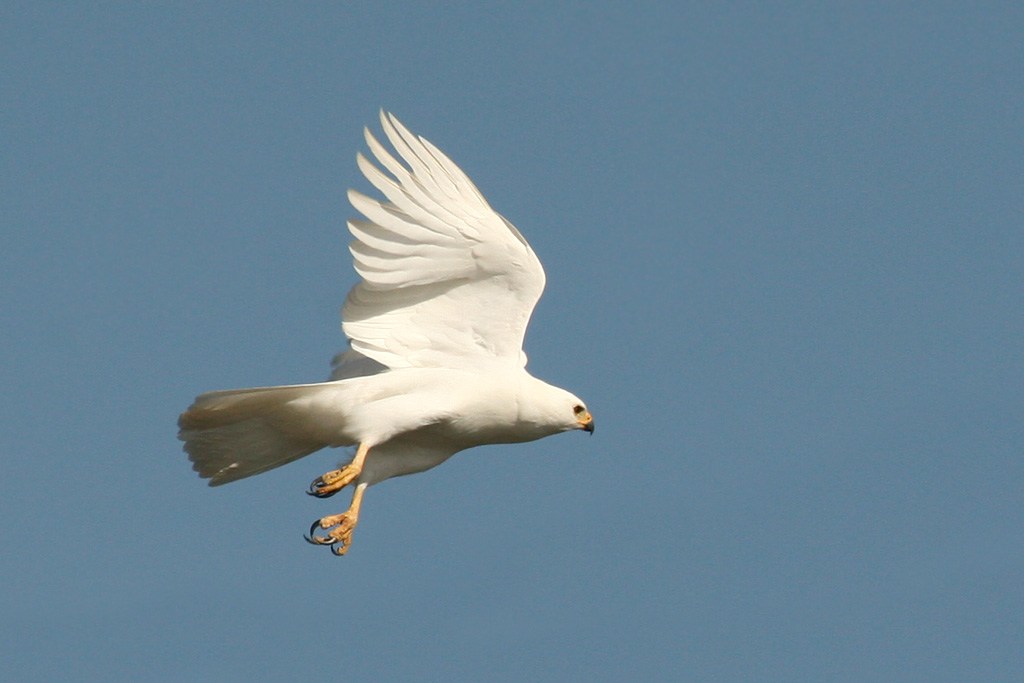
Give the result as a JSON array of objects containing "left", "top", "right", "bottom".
[
  {"left": 380, "top": 110, "right": 417, "bottom": 147},
  {"left": 346, "top": 187, "right": 368, "bottom": 206}
]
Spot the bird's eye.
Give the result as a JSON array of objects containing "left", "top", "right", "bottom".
[{"left": 573, "top": 404, "right": 586, "bottom": 416}]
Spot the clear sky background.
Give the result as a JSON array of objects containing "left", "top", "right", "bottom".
[{"left": 2, "top": 3, "right": 1021, "bottom": 681}]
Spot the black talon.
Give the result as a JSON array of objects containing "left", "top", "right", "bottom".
[
  {"left": 306, "top": 477, "right": 340, "bottom": 498},
  {"left": 305, "top": 520, "right": 329, "bottom": 545}
]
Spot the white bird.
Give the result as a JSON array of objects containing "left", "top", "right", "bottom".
[{"left": 178, "top": 112, "right": 593, "bottom": 556}]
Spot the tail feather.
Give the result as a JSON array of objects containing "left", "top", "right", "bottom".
[{"left": 178, "top": 383, "right": 338, "bottom": 486}]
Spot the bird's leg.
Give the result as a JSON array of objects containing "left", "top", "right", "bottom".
[
  {"left": 305, "top": 482, "right": 368, "bottom": 556},
  {"left": 307, "top": 442, "right": 370, "bottom": 498}
]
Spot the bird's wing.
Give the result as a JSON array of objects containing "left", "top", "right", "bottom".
[{"left": 341, "top": 111, "right": 546, "bottom": 370}]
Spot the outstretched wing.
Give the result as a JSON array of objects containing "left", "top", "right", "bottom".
[{"left": 341, "top": 112, "right": 546, "bottom": 370}]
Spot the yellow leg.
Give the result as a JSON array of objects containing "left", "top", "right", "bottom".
[
  {"left": 307, "top": 443, "right": 370, "bottom": 498},
  {"left": 306, "top": 482, "right": 368, "bottom": 556}
]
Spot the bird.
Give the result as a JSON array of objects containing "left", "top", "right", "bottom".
[{"left": 178, "top": 112, "right": 594, "bottom": 556}]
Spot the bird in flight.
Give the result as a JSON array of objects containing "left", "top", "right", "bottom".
[{"left": 178, "top": 112, "right": 593, "bottom": 556}]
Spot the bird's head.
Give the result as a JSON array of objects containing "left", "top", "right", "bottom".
[{"left": 520, "top": 376, "right": 594, "bottom": 437}]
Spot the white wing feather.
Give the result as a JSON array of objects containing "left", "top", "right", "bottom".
[{"left": 341, "top": 112, "right": 546, "bottom": 370}]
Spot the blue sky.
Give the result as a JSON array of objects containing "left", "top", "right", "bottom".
[{"left": 2, "top": 3, "right": 1022, "bottom": 680}]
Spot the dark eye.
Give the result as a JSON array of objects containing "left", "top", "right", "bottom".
[{"left": 573, "top": 404, "right": 586, "bottom": 416}]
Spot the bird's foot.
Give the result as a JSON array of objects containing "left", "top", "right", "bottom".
[
  {"left": 306, "top": 465, "right": 359, "bottom": 498},
  {"left": 305, "top": 512, "right": 359, "bottom": 556}
]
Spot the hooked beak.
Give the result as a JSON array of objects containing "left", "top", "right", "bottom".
[{"left": 577, "top": 411, "right": 595, "bottom": 434}]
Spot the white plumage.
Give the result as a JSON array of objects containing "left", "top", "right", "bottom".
[{"left": 179, "top": 112, "right": 593, "bottom": 555}]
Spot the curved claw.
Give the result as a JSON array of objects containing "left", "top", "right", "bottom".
[
  {"left": 305, "top": 520, "right": 331, "bottom": 545},
  {"left": 306, "top": 477, "right": 340, "bottom": 498},
  {"left": 305, "top": 523, "right": 351, "bottom": 556}
]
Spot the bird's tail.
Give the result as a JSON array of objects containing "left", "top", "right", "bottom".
[{"left": 178, "top": 383, "right": 343, "bottom": 486}]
